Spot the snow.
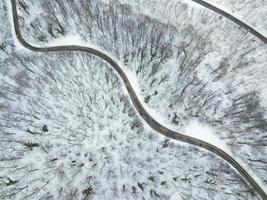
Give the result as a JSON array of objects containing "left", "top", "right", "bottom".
[
  {"left": 1, "top": 0, "right": 267, "bottom": 198},
  {"left": 35, "top": 36, "right": 184, "bottom": 138},
  {"left": 0, "top": 52, "right": 257, "bottom": 199},
  {"left": 184, "top": 120, "right": 267, "bottom": 195},
  {"left": 235, "top": 157, "right": 267, "bottom": 196},
  {"left": 41, "top": 35, "right": 231, "bottom": 154},
  {"left": 40, "top": 34, "right": 222, "bottom": 145},
  {"left": 32, "top": 34, "right": 267, "bottom": 196},
  {"left": 202, "top": 0, "right": 267, "bottom": 37},
  {"left": 7, "top": 7, "right": 267, "bottom": 194},
  {"left": 45, "top": 34, "right": 85, "bottom": 46},
  {"left": 123, "top": 67, "right": 183, "bottom": 130},
  {"left": 184, "top": 120, "right": 228, "bottom": 149},
  {"left": 5, "top": 0, "right": 30, "bottom": 53}
]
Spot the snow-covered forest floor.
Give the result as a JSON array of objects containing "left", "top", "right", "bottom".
[
  {"left": 0, "top": 51, "right": 260, "bottom": 199},
  {"left": 0, "top": 0, "right": 267, "bottom": 199}
]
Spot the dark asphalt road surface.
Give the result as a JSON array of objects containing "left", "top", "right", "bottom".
[{"left": 9, "top": 0, "right": 267, "bottom": 199}]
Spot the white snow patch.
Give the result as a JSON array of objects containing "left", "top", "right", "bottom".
[
  {"left": 46, "top": 34, "right": 85, "bottom": 46},
  {"left": 184, "top": 120, "right": 228, "bottom": 151}
]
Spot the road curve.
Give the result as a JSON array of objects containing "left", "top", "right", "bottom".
[
  {"left": 190, "top": 0, "right": 267, "bottom": 44},
  {"left": 9, "top": 0, "right": 267, "bottom": 199}
]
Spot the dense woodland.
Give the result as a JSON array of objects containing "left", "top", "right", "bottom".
[
  {"left": 16, "top": 0, "right": 267, "bottom": 185},
  {"left": 0, "top": 0, "right": 267, "bottom": 199},
  {"left": 0, "top": 52, "right": 259, "bottom": 199}
]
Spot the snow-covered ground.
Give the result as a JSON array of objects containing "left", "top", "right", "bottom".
[
  {"left": 0, "top": 51, "right": 260, "bottom": 199},
  {"left": 1, "top": 0, "right": 267, "bottom": 199},
  {"left": 12, "top": 0, "right": 267, "bottom": 189}
]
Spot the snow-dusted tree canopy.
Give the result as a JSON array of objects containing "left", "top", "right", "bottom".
[
  {"left": 0, "top": 0, "right": 267, "bottom": 199},
  {"left": 0, "top": 51, "right": 259, "bottom": 199}
]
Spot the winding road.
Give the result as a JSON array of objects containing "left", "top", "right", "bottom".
[
  {"left": 191, "top": 0, "right": 267, "bottom": 44},
  {"left": 9, "top": 0, "right": 267, "bottom": 199}
]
